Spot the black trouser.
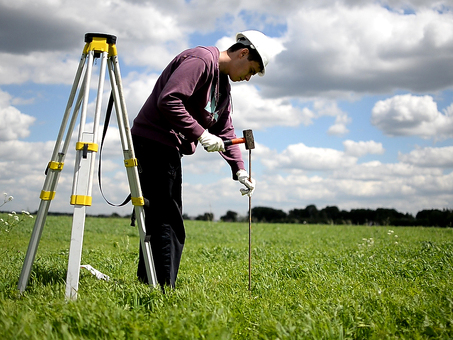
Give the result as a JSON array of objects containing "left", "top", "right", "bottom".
[{"left": 133, "top": 135, "right": 185, "bottom": 289}]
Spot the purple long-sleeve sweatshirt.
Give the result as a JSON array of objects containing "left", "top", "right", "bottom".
[{"left": 131, "top": 46, "right": 244, "bottom": 178}]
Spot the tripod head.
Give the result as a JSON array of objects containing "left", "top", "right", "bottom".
[{"left": 85, "top": 33, "right": 117, "bottom": 44}]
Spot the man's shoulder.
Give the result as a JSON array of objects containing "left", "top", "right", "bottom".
[{"left": 180, "top": 46, "right": 219, "bottom": 63}]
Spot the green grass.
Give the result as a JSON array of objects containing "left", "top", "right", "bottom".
[{"left": 1, "top": 213, "right": 452, "bottom": 339}]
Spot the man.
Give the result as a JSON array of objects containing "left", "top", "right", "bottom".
[{"left": 131, "top": 30, "right": 272, "bottom": 289}]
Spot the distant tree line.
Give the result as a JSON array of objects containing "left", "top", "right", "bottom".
[
  {"left": 217, "top": 205, "right": 453, "bottom": 227},
  {"left": 8, "top": 204, "right": 450, "bottom": 227}
]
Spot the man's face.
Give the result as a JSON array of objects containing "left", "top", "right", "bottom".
[{"left": 229, "top": 49, "right": 261, "bottom": 82}]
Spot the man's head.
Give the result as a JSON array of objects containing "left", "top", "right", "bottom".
[
  {"left": 226, "top": 43, "right": 263, "bottom": 82},
  {"left": 234, "top": 30, "right": 271, "bottom": 76},
  {"left": 221, "top": 30, "right": 272, "bottom": 82},
  {"left": 227, "top": 42, "right": 264, "bottom": 75}
]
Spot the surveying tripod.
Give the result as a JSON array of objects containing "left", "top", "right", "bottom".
[{"left": 17, "top": 33, "right": 158, "bottom": 300}]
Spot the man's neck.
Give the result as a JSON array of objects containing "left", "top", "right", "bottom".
[{"left": 218, "top": 50, "right": 231, "bottom": 75}]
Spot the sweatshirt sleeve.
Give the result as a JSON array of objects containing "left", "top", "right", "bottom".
[
  {"left": 156, "top": 56, "right": 208, "bottom": 141},
  {"left": 209, "top": 103, "right": 245, "bottom": 180}
]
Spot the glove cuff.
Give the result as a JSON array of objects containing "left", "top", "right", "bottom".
[
  {"left": 236, "top": 169, "right": 247, "bottom": 177},
  {"left": 198, "top": 130, "right": 208, "bottom": 141}
]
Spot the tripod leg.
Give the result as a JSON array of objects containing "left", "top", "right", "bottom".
[
  {"left": 107, "top": 55, "right": 158, "bottom": 287},
  {"left": 65, "top": 134, "right": 92, "bottom": 299},
  {"left": 65, "top": 134, "right": 95, "bottom": 299},
  {"left": 17, "top": 199, "right": 51, "bottom": 292},
  {"left": 17, "top": 53, "right": 88, "bottom": 293},
  {"left": 65, "top": 50, "right": 108, "bottom": 300}
]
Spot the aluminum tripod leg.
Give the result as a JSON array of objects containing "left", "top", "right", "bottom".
[
  {"left": 65, "top": 46, "right": 105, "bottom": 299},
  {"left": 107, "top": 55, "right": 158, "bottom": 288},
  {"left": 18, "top": 52, "right": 88, "bottom": 293}
]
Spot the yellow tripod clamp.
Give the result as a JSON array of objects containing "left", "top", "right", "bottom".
[{"left": 83, "top": 33, "right": 118, "bottom": 57}]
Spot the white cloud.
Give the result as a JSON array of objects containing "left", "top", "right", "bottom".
[
  {"left": 231, "top": 84, "right": 315, "bottom": 130},
  {"left": 174, "top": 146, "right": 453, "bottom": 218},
  {"left": 215, "top": 31, "right": 286, "bottom": 62},
  {"left": 343, "top": 140, "right": 385, "bottom": 157},
  {"left": 0, "top": 0, "right": 188, "bottom": 85},
  {"left": 0, "top": 50, "right": 100, "bottom": 86},
  {"left": 255, "top": 158, "right": 452, "bottom": 215},
  {"left": 371, "top": 94, "right": 453, "bottom": 139},
  {"left": 264, "top": 3, "right": 453, "bottom": 98},
  {"left": 122, "top": 71, "right": 160, "bottom": 121},
  {"left": 0, "top": 140, "right": 53, "bottom": 166},
  {"left": 331, "top": 160, "right": 443, "bottom": 180},
  {"left": 312, "top": 99, "right": 352, "bottom": 135},
  {"left": 3, "top": 1, "right": 453, "bottom": 98},
  {"left": 399, "top": 146, "right": 453, "bottom": 168},
  {"left": 327, "top": 113, "right": 351, "bottom": 136},
  {"left": 0, "top": 90, "right": 36, "bottom": 141},
  {"left": 378, "top": 1, "right": 453, "bottom": 10},
  {"left": 183, "top": 145, "right": 228, "bottom": 175},
  {"left": 261, "top": 143, "right": 357, "bottom": 171},
  {"left": 0, "top": 139, "right": 67, "bottom": 214}
]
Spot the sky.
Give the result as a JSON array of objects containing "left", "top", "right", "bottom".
[{"left": 1, "top": 0, "right": 453, "bottom": 220}]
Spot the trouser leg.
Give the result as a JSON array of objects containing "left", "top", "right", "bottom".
[{"left": 133, "top": 135, "right": 185, "bottom": 288}]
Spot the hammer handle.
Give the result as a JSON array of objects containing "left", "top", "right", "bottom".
[{"left": 224, "top": 137, "right": 246, "bottom": 146}]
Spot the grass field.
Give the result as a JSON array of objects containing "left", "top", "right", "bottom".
[{"left": 0, "top": 213, "right": 452, "bottom": 339}]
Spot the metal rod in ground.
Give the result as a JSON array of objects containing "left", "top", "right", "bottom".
[
  {"left": 248, "top": 148, "right": 252, "bottom": 291},
  {"left": 248, "top": 195, "right": 252, "bottom": 291}
]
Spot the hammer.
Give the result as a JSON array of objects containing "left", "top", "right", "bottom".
[
  {"left": 224, "top": 129, "right": 255, "bottom": 150},
  {"left": 225, "top": 129, "right": 255, "bottom": 292}
]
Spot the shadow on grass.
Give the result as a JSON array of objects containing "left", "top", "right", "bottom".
[{"left": 28, "top": 261, "right": 67, "bottom": 287}]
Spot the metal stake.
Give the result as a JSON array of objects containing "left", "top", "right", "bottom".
[{"left": 248, "top": 148, "right": 252, "bottom": 292}]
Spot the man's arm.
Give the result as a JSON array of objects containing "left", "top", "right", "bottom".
[
  {"left": 209, "top": 106, "right": 245, "bottom": 179},
  {"left": 156, "top": 56, "right": 209, "bottom": 141}
]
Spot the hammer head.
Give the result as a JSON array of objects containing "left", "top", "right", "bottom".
[{"left": 243, "top": 129, "right": 255, "bottom": 150}]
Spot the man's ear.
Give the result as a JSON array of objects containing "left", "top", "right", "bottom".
[{"left": 239, "top": 48, "right": 249, "bottom": 59}]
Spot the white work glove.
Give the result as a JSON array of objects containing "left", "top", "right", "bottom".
[
  {"left": 236, "top": 169, "right": 256, "bottom": 197},
  {"left": 198, "top": 130, "right": 225, "bottom": 152},
  {"left": 80, "top": 264, "right": 110, "bottom": 281}
]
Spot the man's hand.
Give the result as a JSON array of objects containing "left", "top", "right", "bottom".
[
  {"left": 236, "top": 169, "right": 256, "bottom": 197},
  {"left": 198, "top": 130, "right": 225, "bottom": 152}
]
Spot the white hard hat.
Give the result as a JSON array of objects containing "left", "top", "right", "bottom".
[{"left": 236, "top": 30, "right": 270, "bottom": 76}]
